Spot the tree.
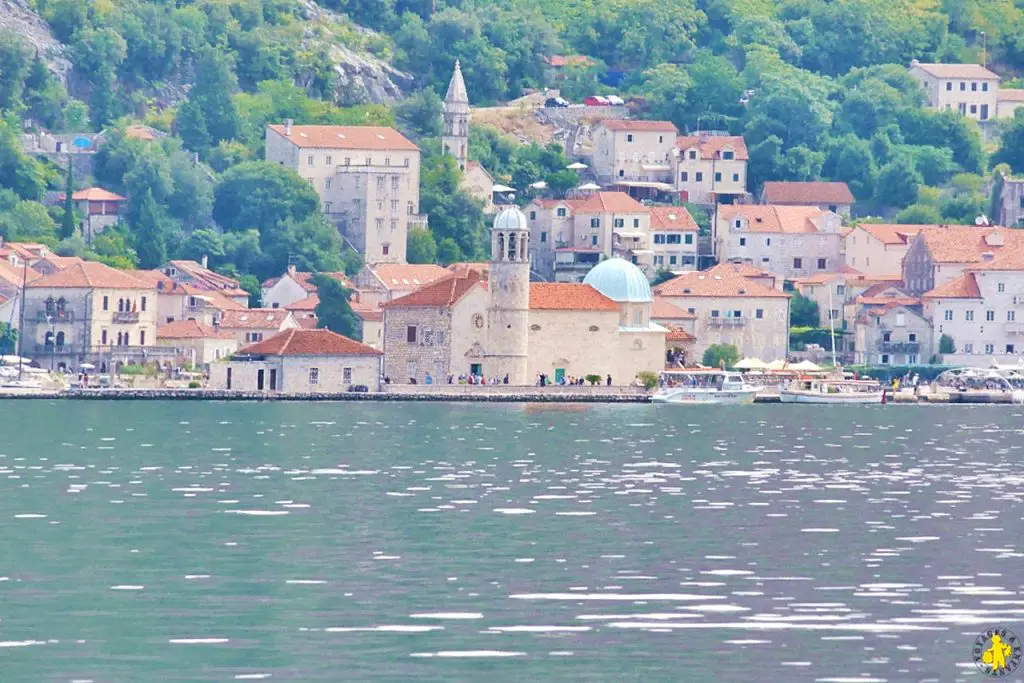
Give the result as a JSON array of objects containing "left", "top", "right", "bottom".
[
  {"left": 790, "top": 292, "right": 820, "bottom": 327},
  {"left": 312, "top": 274, "right": 360, "bottom": 339},
  {"left": 0, "top": 31, "right": 30, "bottom": 111},
  {"left": 993, "top": 109, "right": 1024, "bottom": 174},
  {"left": 0, "top": 116, "right": 48, "bottom": 200},
  {"left": 213, "top": 162, "right": 320, "bottom": 234},
  {"left": 407, "top": 227, "right": 438, "bottom": 264},
  {"left": 651, "top": 269, "right": 676, "bottom": 286},
  {"left": 895, "top": 204, "right": 943, "bottom": 224},
  {"left": 875, "top": 155, "right": 921, "bottom": 208},
  {"left": 132, "top": 190, "right": 169, "bottom": 269},
  {"left": 939, "top": 334, "right": 955, "bottom": 354},
  {"left": 176, "top": 99, "right": 212, "bottom": 157},
  {"left": 824, "top": 136, "right": 876, "bottom": 199},
  {"left": 190, "top": 47, "right": 241, "bottom": 145},
  {"left": 395, "top": 89, "right": 442, "bottom": 137},
  {"left": 60, "top": 160, "right": 76, "bottom": 239},
  {"left": 702, "top": 343, "right": 740, "bottom": 369}
]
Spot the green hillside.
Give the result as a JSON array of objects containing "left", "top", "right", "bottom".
[{"left": 2, "top": 0, "right": 1024, "bottom": 287}]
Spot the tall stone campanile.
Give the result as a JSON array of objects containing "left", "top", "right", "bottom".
[
  {"left": 442, "top": 60, "right": 470, "bottom": 172},
  {"left": 486, "top": 207, "right": 530, "bottom": 384}
]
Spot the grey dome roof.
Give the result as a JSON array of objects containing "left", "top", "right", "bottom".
[
  {"left": 583, "top": 257, "right": 653, "bottom": 303},
  {"left": 492, "top": 206, "right": 528, "bottom": 232}
]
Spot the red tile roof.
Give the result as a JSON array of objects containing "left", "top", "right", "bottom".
[
  {"left": 999, "top": 88, "right": 1024, "bottom": 102},
  {"left": 128, "top": 269, "right": 179, "bottom": 292},
  {"left": 529, "top": 283, "right": 619, "bottom": 311},
  {"left": 649, "top": 206, "right": 698, "bottom": 232},
  {"left": 351, "top": 300, "right": 383, "bottom": 322},
  {"left": 675, "top": 135, "right": 748, "bottom": 161},
  {"left": 286, "top": 294, "right": 320, "bottom": 311},
  {"left": 543, "top": 55, "right": 595, "bottom": 67},
  {"left": 665, "top": 325, "right": 696, "bottom": 342},
  {"left": 0, "top": 259, "right": 39, "bottom": 287},
  {"left": 922, "top": 273, "right": 982, "bottom": 299},
  {"left": 157, "top": 319, "right": 235, "bottom": 340},
  {"left": 218, "top": 309, "right": 293, "bottom": 330},
  {"left": 125, "top": 125, "right": 157, "bottom": 141},
  {"left": 261, "top": 270, "right": 352, "bottom": 291},
  {"left": 972, "top": 249, "right": 1024, "bottom": 271},
  {"left": 652, "top": 297, "right": 696, "bottom": 319},
  {"left": 574, "top": 191, "right": 647, "bottom": 214},
  {"left": 910, "top": 63, "right": 999, "bottom": 80},
  {"left": 856, "top": 295, "right": 921, "bottom": 307},
  {"left": 165, "top": 260, "right": 243, "bottom": 292},
  {"left": 178, "top": 284, "right": 247, "bottom": 311},
  {"left": 384, "top": 271, "right": 485, "bottom": 308},
  {"left": 27, "top": 261, "right": 150, "bottom": 289},
  {"left": 67, "top": 187, "right": 126, "bottom": 202},
  {"left": 654, "top": 263, "right": 790, "bottom": 298},
  {"left": 599, "top": 120, "right": 678, "bottom": 133},
  {"left": 268, "top": 124, "right": 419, "bottom": 151},
  {"left": 852, "top": 223, "right": 929, "bottom": 245},
  {"left": 370, "top": 263, "right": 452, "bottom": 291},
  {"left": 237, "top": 328, "right": 381, "bottom": 356},
  {"left": 916, "top": 227, "right": 1024, "bottom": 264},
  {"left": 761, "top": 181, "right": 854, "bottom": 205},
  {"left": 719, "top": 205, "right": 828, "bottom": 233}
]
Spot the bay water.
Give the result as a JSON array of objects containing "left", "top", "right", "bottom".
[{"left": 1, "top": 400, "right": 1022, "bottom": 682}]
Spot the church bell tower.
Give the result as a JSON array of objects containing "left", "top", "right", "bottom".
[
  {"left": 486, "top": 207, "right": 530, "bottom": 384},
  {"left": 443, "top": 60, "right": 470, "bottom": 172}
]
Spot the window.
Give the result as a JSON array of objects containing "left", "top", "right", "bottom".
[
  {"left": 883, "top": 331, "right": 891, "bottom": 342},
  {"left": 391, "top": 200, "right": 399, "bottom": 212},
  {"left": 964, "top": 343, "right": 974, "bottom": 353},
  {"left": 626, "top": 134, "right": 634, "bottom": 142},
  {"left": 966, "top": 310, "right": 974, "bottom": 321},
  {"left": 424, "top": 330, "right": 434, "bottom": 345},
  {"left": 946, "top": 82, "right": 952, "bottom": 91},
  {"left": 766, "top": 238, "right": 771, "bottom": 246},
  {"left": 667, "top": 234, "right": 682, "bottom": 244},
  {"left": 407, "top": 326, "right": 417, "bottom": 343},
  {"left": 325, "top": 155, "right": 332, "bottom": 165},
  {"left": 688, "top": 308, "right": 695, "bottom": 314},
  {"left": 909, "top": 333, "right": 917, "bottom": 342},
  {"left": 437, "top": 331, "right": 445, "bottom": 346},
  {"left": 829, "top": 309, "right": 839, "bottom": 320},
  {"left": 998, "top": 282, "right": 1006, "bottom": 292},
  {"left": 684, "top": 233, "right": 693, "bottom": 245},
  {"left": 972, "top": 82, "right": 978, "bottom": 92},
  {"left": 983, "top": 83, "right": 989, "bottom": 92},
  {"left": 695, "top": 172, "right": 703, "bottom": 182},
  {"left": 385, "top": 157, "right": 391, "bottom": 167},
  {"left": 669, "top": 256, "right": 677, "bottom": 265},
  {"left": 405, "top": 158, "right": 410, "bottom": 167},
  {"left": 590, "top": 218, "right": 600, "bottom": 228},
  {"left": 739, "top": 237, "right": 746, "bottom": 246},
  {"left": 101, "top": 330, "right": 107, "bottom": 345},
  {"left": 1010, "top": 311, "right": 1016, "bottom": 321},
  {"left": 382, "top": 244, "right": 390, "bottom": 256},
  {"left": 755, "top": 309, "right": 764, "bottom": 319},
  {"left": 960, "top": 82, "right": 966, "bottom": 91},
  {"left": 714, "top": 172, "right": 722, "bottom": 182},
  {"left": 308, "top": 155, "right": 314, "bottom": 166},
  {"left": 733, "top": 173, "right": 740, "bottom": 182},
  {"left": 654, "top": 255, "right": 664, "bottom": 266},
  {"left": 591, "top": 234, "right": 598, "bottom": 246},
  {"left": 308, "top": 368, "right": 319, "bottom": 385},
  {"left": 985, "top": 343, "right": 995, "bottom": 354},
  {"left": 896, "top": 313, "right": 905, "bottom": 327},
  {"left": 618, "top": 169, "right": 624, "bottom": 177},
  {"left": 1008, "top": 344, "right": 1016, "bottom": 354},
  {"left": 529, "top": 211, "right": 536, "bottom": 220},
  {"left": 944, "top": 309, "right": 953, "bottom": 321},
  {"left": 970, "top": 104, "right": 977, "bottom": 114},
  {"left": 723, "top": 151, "right": 734, "bottom": 160},
  {"left": 633, "top": 218, "right": 640, "bottom": 228},
  {"left": 344, "top": 157, "right": 350, "bottom": 166},
  {"left": 540, "top": 231, "right": 547, "bottom": 243},
  {"left": 732, "top": 310, "right": 742, "bottom": 318},
  {"left": 365, "top": 157, "right": 371, "bottom": 165},
  {"left": 139, "top": 330, "right": 145, "bottom": 345},
  {"left": 654, "top": 234, "right": 666, "bottom": 244},
  {"left": 881, "top": 354, "right": 890, "bottom": 364},
  {"left": 836, "top": 284, "right": 846, "bottom": 296},
  {"left": 557, "top": 208, "right": 567, "bottom": 217},
  {"left": 689, "top": 151, "right": 697, "bottom": 160},
  {"left": 343, "top": 367, "right": 352, "bottom": 384},
  {"left": 614, "top": 218, "right": 624, "bottom": 228},
  {"left": 375, "top": 218, "right": 384, "bottom": 230},
  {"left": 325, "top": 201, "right": 332, "bottom": 213},
  {"left": 141, "top": 297, "right": 147, "bottom": 311},
  {"left": 103, "top": 296, "right": 109, "bottom": 311},
  {"left": 793, "top": 257, "right": 803, "bottom": 269},
  {"left": 817, "top": 258, "right": 827, "bottom": 269},
  {"left": 680, "top": 171, "right": 688, "bottom": 182},
  {"left": 710, "top": 310, "right": 720, "bottom": 318},
  {"left": 391, "top": 176, "right": 399, "bottom": 191},
  {"left": 986, "top": 310, "right": 995, "bottom": 321}
]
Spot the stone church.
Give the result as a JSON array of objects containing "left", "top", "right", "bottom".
[
  {"left": 443, "top": 60, "right": 496, "bottom": 211},
  {"left": 381, "top": 207, "right": 666, "bottom": 385}
]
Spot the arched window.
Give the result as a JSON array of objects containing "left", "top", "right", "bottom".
[
  {"left": 118, "top": 299, "right": 124, "bottom": 312},
  {"left": 56, "top": 297, "right": 66, "bottom": 312},
  {"left": 55, "top": 331, "right": 65, "bottom": 348},
  {"left": 508, "top": 233, "right": 517, "bottom": 261},
  {"left": 496, "top": 232, "right": 505, "bottom": 261},
  {"left": 45, "top": 297, "right": 54, "bottom": 313},
  {"left": 519, "top": 233, "right": 528, "bottom": 261}
]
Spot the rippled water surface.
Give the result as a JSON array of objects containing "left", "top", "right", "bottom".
[{"left": 2, "top": 401, "right": 1024, "bottom": 682}]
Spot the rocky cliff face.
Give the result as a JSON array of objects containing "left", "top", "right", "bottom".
[{"left": 0, "top": 0, "right": 71, "bottom": 84}]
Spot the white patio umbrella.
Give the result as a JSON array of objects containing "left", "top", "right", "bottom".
[
  {"left": 79, "top": 362, "right": 96, "bottom": 371},
  {"left": 791, "top": 359, "right": 822, "bottom": 372},
  {"left": 734, "top": 357, "right": 767, "bottom": 370},
  {"left": 491, "top": 183, "right": 515, "bottom": 193},
  {"left": 529, "top": 180, "right": 548, "bottom": 189},
  {"left": 766, "top": 359, "right": 789, "bottom": 371},
  {"left": 0, "top": 355, "right": 31, "bottom": 365},
  {"left": 578, "top": 182, "right": 601, "bottom": 191},
  {"left": 566, "top": 162, "right": 588, "bottom": 170}
]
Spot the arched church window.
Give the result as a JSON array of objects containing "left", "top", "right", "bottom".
[
  {"left": 508, "top": 233, "right": 517, "bottom": 261},
  {"left": 496, "top": 232, "right": 505, "bottom": 261}
]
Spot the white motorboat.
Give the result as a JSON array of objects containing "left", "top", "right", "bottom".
[
  {"left": 779, "top": 378, "right": 884, "bottom": 404},
  {"left": 653, "top": 370, "right": 761, "bottom": 405}
]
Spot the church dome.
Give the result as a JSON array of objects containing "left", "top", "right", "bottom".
[
  {"left": 583, "top": 257, "right": 653, "bottom": 303},
  {"left": 492, "top": 206, "right": 528, "bottom": 232}
]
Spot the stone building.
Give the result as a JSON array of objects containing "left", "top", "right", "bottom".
[
  {"left": 760, "top": 182, "right": 854, "bottom": 215},
  {"left": 908, "top": 61, "right": 1002, "bottom": 121},
  {"left": 155, "top": 319, "right": 239, "bottom": 367},
  {"left": 217, "top": 309, "right": 300, "bottom": 345},
  {"left": 382, "top": 207, "right": 666, "bottom": 385},
  {"left": 901, "top": 226, "right": 1024, "bottom": 296},
  {"left": 715, "top": 205, "right": 843, "bottom": 280},
  {"left": 265, "top": 122, "right": 423, "bottom": 264},
  {"left": 842, "top": 224, "right": 926, "bottom": 275},
  {"left": 442, "top": 60, "right": 470, "bottom": 172},
  {"left": 261, "top": 265, "right": 353, "bottom": 310},
  {"left": 994, "top": 173, "right": 1024, "bottom": 228},
  {"left": 591, "top": 120, "right": 678, "bottom": 185},
  {"left": 673, "top": 135, "right": 748, "bottom": 204},
  {"left": 59, "top": 187, "right": 125, "bottom": 243}
]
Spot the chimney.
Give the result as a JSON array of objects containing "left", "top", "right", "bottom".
[
  {"left": 287, "top": 263, "right": 297, "bottom": 277},
  {"left": 201, "top": 255, "right": 208, "bottom": 269},
  {"left": 284, "top": 119, "right": 293, "bottom": 136}
]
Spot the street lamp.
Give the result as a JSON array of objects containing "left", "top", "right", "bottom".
[{"left": 46, "top": 314, "right": 56, "bottom": 371}]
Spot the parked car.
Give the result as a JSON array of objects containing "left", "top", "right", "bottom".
[
  {"left": 606, "top": 95, "right": 625, "bottom": 105},
  {"left": 583, "top": 95, "right": 610, "bottom": 106},
  {"left": 545, "top": 96, "right": 569, "bottom": 108}
]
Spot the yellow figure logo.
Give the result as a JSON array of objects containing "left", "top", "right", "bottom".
[{"left": 974, "top": 627, "right": 1022, "bottom": 676}]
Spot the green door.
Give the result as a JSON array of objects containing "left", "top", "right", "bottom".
[
  {"left": 554, "top": 368, "right": 565, "bottom": 383},
  {"left": 470, "top": 363, "right": 482, "bottom": 376}
]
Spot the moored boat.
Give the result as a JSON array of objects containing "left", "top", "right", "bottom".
[
  {"left": 779, "top": 377, "right": 884, "bottom": 404},
  {"left": 653, "top": 370, "right": 761, "bottom": 404}
]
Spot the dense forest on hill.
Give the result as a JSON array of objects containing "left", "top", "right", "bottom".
[{"left": 2, "top": 0, "right": 1024, "bottom": 290}]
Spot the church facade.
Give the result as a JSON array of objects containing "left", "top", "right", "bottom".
[{"left": 381, "top": 207, "right": 666, "bottom": 385}]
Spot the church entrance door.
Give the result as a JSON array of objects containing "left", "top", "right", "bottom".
[
  {"left": 554, "top": 368, "right": 565, "bottom": 384},
  {"left": 470, "top": 363, "right": 482, "bottom": 376}
]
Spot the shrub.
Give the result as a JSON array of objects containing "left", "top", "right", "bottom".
[
  {"left": 939, "top": 334, "right": 955, "bottom": 354},
  {"left": 188, "top": 380, "right": 201, "bottom": 389},
  {"left": 585, "top": 374, "right": 602, "bottom": 386},
  {"left": 636, "top": 371, "right": 659, "bottom": 390},
  {"left": 702, "top": 343, "right": 740, "bottom": 369}
]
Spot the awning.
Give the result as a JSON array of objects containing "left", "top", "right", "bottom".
[
  {"left": 615, "top": 230, "right": 647, "bottom": 239},
  {"left": 640, "top": 164, "right": 671, "bottom": 171},
  {"left": 612, "top": 181, "right": 674, "bottom": 190}
]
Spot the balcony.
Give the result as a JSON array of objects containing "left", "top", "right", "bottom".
[
  {"left": 408, "top": 213, "right": 428, "bottom": 230},
  {"left": 708, "top": 317, "right": 746, "bottom": 327},
  {"left": 1006, "top": 323, "right": 1024, "bottom": 335},
  {"left": 877, "top": 341, "right": 920, "bottom": 353},
  {"left": 113, "top": 311, "right": 140, "bottom": 323},
  {"left": 36, "top": 309, "right": 74, "bottom": 322},
  {"left": 33, "top": 344, "right": 70, "bottom": 354}
]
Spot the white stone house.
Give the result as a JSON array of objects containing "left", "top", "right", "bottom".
[{"left": 716, "top": 205, "right": 843, "bottom": 281}]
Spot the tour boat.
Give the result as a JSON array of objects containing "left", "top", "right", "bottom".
[
  {"left": 653, "top": 370, "right": 761, "bottom": 404},
  {"left": 779, "top": 377, "right": 884, "bottom": 404}
]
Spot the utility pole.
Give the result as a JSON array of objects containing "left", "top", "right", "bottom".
[{"left": 981, "top": 32, "right": 987, "bottom": 68}]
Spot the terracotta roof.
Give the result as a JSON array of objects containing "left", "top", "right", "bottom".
[
  {"left": 916, "top": 227, "right": 1024, "bottom": 264},
  {"left": 0, "top": 259, "right": 39, "bottom": 287},
  {"left": 852, "top": 223, "right": 929, "bottom": 245},
  {"left": 237, "top": 328, "right": 381, "bottom": 356},
  {"left": 0, "top": 293, "right": 7, "bottom": 304},
  {"left": 448, "top": 262, "right": 490, "bottom": 279},
  {"left": 294, "top": 315, "right": 319, "bottom": 329},
  {"left": 165, "top": 260, "right": 242, "bottom": 291},
  {"left": 922, "top": 273, "right": 982, "bottom": 299},
  {"left": 157, "top": 319, "right": 235, "bottom": 340},
  {"left": 262, "top": 270, "right": 352, "bottom": 292},
  {"left": 665, "top": 325, "right": 696, "bottom": 342},
  {"left": 857, "top": 283, "right": 908, "bottom": 299},
  {"left": 128, "top": 269, "right": 179, "bottom": 292},
  {"left": 999, "top": 89, "right": 1024, "bottom": 102},
  {"left": 27, "top": 261, "right": 150, "bottom": 289},
  {"left": 351, "top": 299, "right": 383, "bottom": 322},
  {"left": 178, "top": 284, "right": 247, "bottom": 311},
  {"left": 463, "top": 161, "right": 494, "bottom": 182},
  {"left": 543, "top": 55, "right": 594, "bottom": 67},
  {"left": 856, "top": 295, "right": 921, "bottom": 307},
  {"left": 38, "top": 255, "right": 85, "bottom": 269},
  {"left": 910, "top": 63, "right": 999, "bottom": 80},
  {"left": 286, "top": 294, "right": 319, "bottom": 311},
  {"left": 654, "top": 263, "right": 790, "bottom": 298},
  {"left": 267, "top": 124, "right": 419, "bottom": 151},
  {"left": 965, "top": 247, "right": 1024, "bottom": 271},
  {"left": 598, "top": 120, "right": 678, "bottom": 133},
  {"left": 529, "top": 283, "right": 619, "bottom": 311},
  {"left": 652, "top": 297, "right": 696, "bottom": 319},
  {"left": 125, "top": 125, "right": 157, "bottom": 141},
  {"left": 792, "top": 266, "right": 866, "bottom": 286},
  {"left": 675, "top": 135, "right": 749, "bottom": 161},
  {"left": 218, "top": 309, "right": 293, "bottom": 330},
  {"left": 67, "top": 187, "right": 125, "bottom": 202},
  {"left": 649, "top": 206, "right": 698, "bottom": 232},
  {"left": 529, "top": 198, "right": 578, "bottom": 210},
  {"left": 718, "top": 205, "right": 828, "bottom": 233},
  {"left": 761, "top": 181, "right": 854, "bottom": 205},
  {"left": 574, "top": 191, "right": 647, "bottom": 214},
  {"left": 370, "top": 263, "right": 451, "bottom": 291},
  {"left": 384, "top": 271, "right": 485, "bottom": 308}
]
